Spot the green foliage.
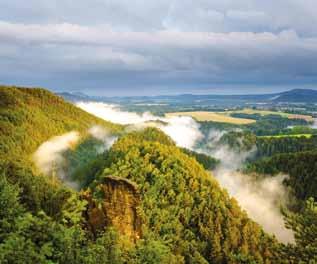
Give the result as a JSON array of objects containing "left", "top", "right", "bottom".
[
  {"left": 278, "top": 198, "right": 317, "bottom": 263},
  {"left": 71, "top": 152, "right": 109, "bottom": 187},
  {"left": 0, "top": 171, "right": 126, "bottom": 264},
  {"left": 91, "top": 129, "right": 277, "bottom": 263},
  {"left": 60, "top": 193, "right": 88, "bottom": 225},
  {"left": 218, "top": 131, "right": 256, "bottom": 152},
  {"left": 229, "top": 253, "right": 258, "bottom": 264},
  {"left": 199, "top": 114, "right": 309, "bottom": 137},
  {"left": 247, "top": 151, "right": 317, "bottom": 201},
  {"left": 0, "top": 85, "right": 121, "bottom": 165},
  {"left": 64, "top": 137, "right": 107, "bottom": 187},
  {"left": 290, "top": 126, "right": 316, "bottom": 135},
  {"left": 130, "top": 236, "right": 179, "bottom": 264},
  {"left": 0, "top": 173, "right": 24, "bottom": 241},
  {"left": 0, "top": 172, "right": 74, "bottom": 263},
  {"left": 199, "top": 121, "right": 241, "bottom": 134},
  {"left": 245, "top": 114, "right": 309, "bottom": 136},
  {"left": 181, "top": 148, "right": 219, "bottom": 170},
  {"left": 230, "top": 113, "right": 264, "bottom": 121},
  {"left": 84, "top": 228, "right": 123, "bottom": 264},
  {"left": 256, "top": 135, "right": 317, "bottom": 158},
  {"left": 0, "top": 160, "right": 73, "bottom": 217},
  {"left": 123, "top": 127, "right": 175, "bottom": 146},
  {"left": 2, "top": 86, "right": 316, "bottom": 263}
]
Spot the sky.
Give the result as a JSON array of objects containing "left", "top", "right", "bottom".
[{"left": 1, "top": 0, "right": 317, "bottom": 96}]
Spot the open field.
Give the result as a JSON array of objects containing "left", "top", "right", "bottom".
[
  {"left": 258, "top": 134, "right": 313, "bottom": 138},
  {"left": 165, "top": 111, "right": 256, "bottom": 124},
  {"left": 166, "top": 108, "right": 313, "bottom": 124},
  {"left": 224, "top": 108, "right": 314, "bottom": 121}
]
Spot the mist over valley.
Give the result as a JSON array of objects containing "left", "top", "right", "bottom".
[{"left": 1, "top": 0, "right": 317, "bottom": 262}]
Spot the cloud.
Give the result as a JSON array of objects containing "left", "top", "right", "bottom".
[
  {"left": 1, "top": 1, "right": 317, "bottom": 94},
  {"left": 1, "top": 20, "right": 317, "bottom": 94},
  {"left": 2, "top": 1, "right": 317, "bottom": 35}
]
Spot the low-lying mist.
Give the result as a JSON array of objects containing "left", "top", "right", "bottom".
[
  {"left": 216, "top": 170, "right": 293, "bottom": 243},
  {"left": 76, "top": 102, "right": 202, "bottom": 149},
  {"left": 76, "top": 102, "right": 156, "bottom": 125},
  {"left": 88, "top": 125, "right": 117, "bottom": 152},
  {"left": 33, "top": 131, "right": 80, "bottom": 187},
  {"left": 202, "top": 131, "right": 294, "bottom": 243},
  {"left": 33, "top": 126, "right": 116, "bottom": 189}
]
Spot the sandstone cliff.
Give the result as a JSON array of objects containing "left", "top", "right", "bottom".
[{"left": 83, "top": 176, "right": 142, "bottom": 241}]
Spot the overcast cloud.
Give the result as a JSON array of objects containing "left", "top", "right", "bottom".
[{"left": 1, "top": 0, "right": 317, "bottom": 95}]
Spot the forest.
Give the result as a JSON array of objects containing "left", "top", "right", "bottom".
[{"left": 0, "top": 86, "right": 316, "bottom": 263}]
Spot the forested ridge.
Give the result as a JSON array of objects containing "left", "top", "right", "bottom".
[
  {"left": 0, "top": 86, "right": 316, "bottom": 263},
  {"left": 0, "top": 85, "right": 121, "bottom": 164},
  {"left": 90, "top": 129, "right": 277, "bottom": 263},
  {"left": 247, "top": 150, "right": 317, "bottom": 202},
  {"left": 255, "top": 136, "right": 317, "bottom": 158}
]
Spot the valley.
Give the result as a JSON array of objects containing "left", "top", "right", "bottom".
[{"left": 1, "top": 85, "right": 317, "bottom": 263}]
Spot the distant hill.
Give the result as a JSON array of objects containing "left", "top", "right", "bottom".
[
  {"left": 57, "top": 88, "right": 317, "bottom": 104},
  {"left": 272, "top": 89, "right": 317, "bottom": 102}
]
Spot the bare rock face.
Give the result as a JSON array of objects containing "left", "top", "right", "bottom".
[{"left": 83, "top": 176, "right": 142, "bottom": 241}]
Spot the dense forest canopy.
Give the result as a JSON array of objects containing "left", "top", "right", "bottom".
[
  {"left": 247, "top": 151, "right": 317, "bottom": 202},
  {"left": 0, "top": 86, "right": 316, "bottom": 263}
]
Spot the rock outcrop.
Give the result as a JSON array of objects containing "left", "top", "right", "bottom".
[{"left": 83, "top": 176, "right": 142, "bottom": 241}]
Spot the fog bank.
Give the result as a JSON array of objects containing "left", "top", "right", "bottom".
[
  {"left": 204, "top": 130, "right": 294, "bottom": 243},
  {"left": 76, "top": 102, "right": 203, "bottom": 149},
  {"left": 33, "top": 127, "right": 116, "bottom": 189}
]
